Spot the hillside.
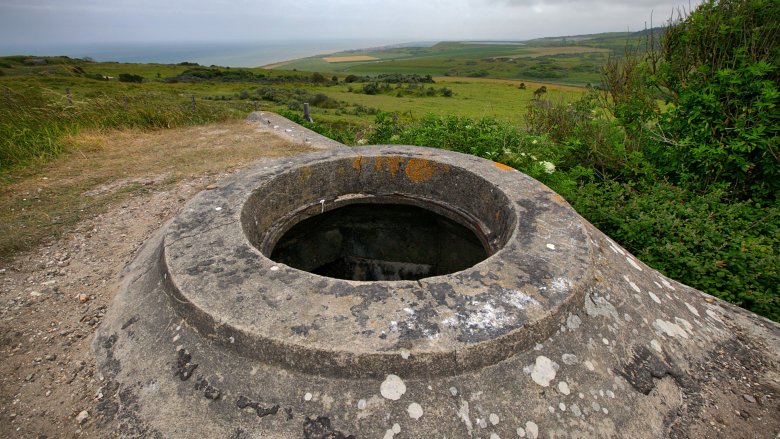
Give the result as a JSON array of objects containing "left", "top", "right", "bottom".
[{"left": 274, "top": 30, "right": 657, "bottom": 86}]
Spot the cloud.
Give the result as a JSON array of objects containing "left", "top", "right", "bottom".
[{"left": 0, "top": 0, "right": 702, "bottom": 48}]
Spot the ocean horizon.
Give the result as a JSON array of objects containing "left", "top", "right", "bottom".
[{"left": 0, "top": 39, "right": 406, "bottom": 67}]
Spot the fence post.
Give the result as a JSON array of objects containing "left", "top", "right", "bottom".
[
  {"left": 3, "top": 87, "right": 10, "bottom": 99},
  {"left": 253, "top": 101, "right": 258, "bottom": 111},
  {"left": 303, "top": 103, "right": 313, "bottom": 123},
  {"left": 65, "top": 88, "right": 73, "bottom": 105},
  {"left": 191, "top": 94, "right": 196, "bottom": 111},
  {"left": 123, "top": 95, "right": 129, "bottom": 111}
]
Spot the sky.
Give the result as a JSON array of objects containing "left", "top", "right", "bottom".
[{"left": 1, "top": 0, "right": 701, "bottom": 47}]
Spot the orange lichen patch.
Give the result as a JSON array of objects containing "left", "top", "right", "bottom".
[
  {"left": 404, "top": 158, "right": 436, "bottom": 182},
  {"left": 549, "top": 193, "right": 568, "bottom": 206},
  {"left": 353, "top": 156, "right": 367, "bottom": 170},
  {"left": 494, "top": 162, "right": 515, "bottom": 171},
  {"left": 374, "top": 156, "right": 403, "bottom": 176}
]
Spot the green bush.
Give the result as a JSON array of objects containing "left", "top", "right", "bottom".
[
  {"left": 655, "top": 0, "right": 779, "bottom": 200},
  {"left": 118, "top": 73, "right": 144, "bottom": 83},
  {"left": 570, "top": 182, "right": 779, "bottom": 321}
]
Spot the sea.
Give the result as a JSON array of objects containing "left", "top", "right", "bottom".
[{"left": 0, "top": 39, "right": 411, "bottom": 68}]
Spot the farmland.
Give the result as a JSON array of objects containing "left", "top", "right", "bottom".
[{"left": 274, "top": 32, "right": 646, "bottom": 86}]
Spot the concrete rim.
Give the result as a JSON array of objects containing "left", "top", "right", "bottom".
[{"left": 160, "top": 145, "right": 595, "bottom": 378}]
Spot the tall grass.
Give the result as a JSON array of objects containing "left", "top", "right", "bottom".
[{"left": 0, "top": 84, "right": 244, "bottom": 174}]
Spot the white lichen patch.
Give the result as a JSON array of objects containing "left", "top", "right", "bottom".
[
  {"left": 546, "top": 243, "right": 556, "bottom": 250},
  {"left": 675, "top": 317, "right": 693, "bottom": 332},
  {"left": 685, "top": 302, "right": 700, "bottom": 317},
  {"left": 653, "top": 319, "right": 689, "bottom": 339},
  {"left": 464, "top": 302, "right": 512, "bottom": 331},
  {"left": 357, "top": 399, "right": 367, "bottom": 410},
  {"left": 608, "top": 240, "right": 625, "bottom": 255},
  {"left": 525, "top": 421, "right": 539, "bottom": 439},
  {"left": 400, "top": 349, "right": 411, "bottom": 360},
  {"left": 304, "top": 392, "right": 313, "bottom": 401},
  {"left": 449, "top": 386, "right": 458, "bottom": 396},
  {"left": 380, "top": 374, "right": 407, "bottom": 400},
  {"left": 562, "top": 353, "right": 578, "bottom": 365},
  {"left": 648, "top": 292, "right": 661, "bottom": 304},
  {"left": 552, "top": 277, "right": 573, "bottom": 294},
  {"left": 559, "top": 402, "right": 566, "bottom": 411},
  {"left": 407, "top": 402, "right": 423, "bottom": 420},
  {"left": 441, "top": 315, "right": 459, "bottom": 327},
  {"left": 584, "top": 360, "right": 595, "bottom": 371},
  {"left": 558, "top": 381, "right": 571, "bottom": 395},
  {"left": 490, "top": 434, "right": 501, "bottom": 439},
  {"left": 490, "top": 413, "right": 500, "bottom": 425},
  {"left": 392, "top": 423, "right": 401, "bottom": 434},
  {"left": 661, "top": 278, "right": 676, "bottom": 291},
  {"left": 566, "top": 314, "right": 582, "bottom": 330},
  {"left": 627, "top": 257, "right": 643, "bottom": 271},
  {"left": 270, "top": 265, "right": 280, "bottom": 271},
  {"left": 650, "top": 339, "right": 662, "bottom": 353},
  {"left": 502, "top": 289, "right": 540, "bottom": 310},
  {"left": 457, "top": 400, "right": 473, "bottom": 431},
  {"left": 530, "top": 356, "right": 559, "bottom": 387}
]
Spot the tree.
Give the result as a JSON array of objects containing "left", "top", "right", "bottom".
[{"left": 532, "top": 86, "right": 547, "bottom": 99}]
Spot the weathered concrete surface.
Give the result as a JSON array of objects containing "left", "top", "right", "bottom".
[
  {"left": 94, "top": 136, "right": 780, "bottom": 438},
  {"left": 247, "top": 111, "right": 345, "bottom": 150}
]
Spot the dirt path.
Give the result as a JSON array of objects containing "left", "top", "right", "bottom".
[{"left": 0, "top": 119, "right": 317, "bottom": 438}]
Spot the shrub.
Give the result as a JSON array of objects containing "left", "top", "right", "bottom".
[
  {"left": 118, "top": 73, "right": 144, "bottom": 83},
  {"left": 654, "top": 0, "right": 780, "bottom": 200}
]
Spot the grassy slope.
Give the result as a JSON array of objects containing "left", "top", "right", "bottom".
[
  {"left": 276, "top": 33, "right": 641, "bottom": 86},
  {"left": 0, "top": 52, "right": 584, "bottom": 259}
]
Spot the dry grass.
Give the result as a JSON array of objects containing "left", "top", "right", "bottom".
[
  {"left": 322, "top": 55, "right": 380, "bottom": 63},
  {"left": 0, "top": 120, "right": 313, "bottom": 260}
]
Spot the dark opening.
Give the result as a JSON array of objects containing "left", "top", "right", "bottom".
[{"left": 270, "top": 203, "right": 489, "bottom": 281}]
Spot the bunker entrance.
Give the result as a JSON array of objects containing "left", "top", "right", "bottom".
[{"left": 270, "top": 202, "right": 489, "bottom": 281}]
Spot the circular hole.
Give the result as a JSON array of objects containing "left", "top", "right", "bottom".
[{"left": 270, "top": 201, "right": 490, "bottom": 281}]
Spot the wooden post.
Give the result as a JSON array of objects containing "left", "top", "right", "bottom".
[
  {"left": 123, "top": 95, "right": 129, "bottom": 111},
  {"left": 303, "top": 103, "right": 313, "bottom": 123},
  {"left": 191, "top": 94, "right": 196, "bottom": 111},
  {"left": 253, "top": 101, "right": 259, "bottom": 111},
  {"left": 3, "top": 87, "right": 9, "bottom": 99},
  {"left": 65, "top": 88, "right": 72, "bottom": 105}
]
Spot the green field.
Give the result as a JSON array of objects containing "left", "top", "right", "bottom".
[
  {"left": 275, "top": 31, "right": 650, "bottom": 86},
  {"left": 0, "top": 55, "right": 583, "bottom": 153}
]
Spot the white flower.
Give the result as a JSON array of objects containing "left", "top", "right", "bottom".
[
  {"left": 357, "top": 138, "right": 368, "bottom": 145},
  {"left": 540, "top": 161, "right": 556, "bottom": 174}
]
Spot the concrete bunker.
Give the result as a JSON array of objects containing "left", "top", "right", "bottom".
[
  {"left": 160, "top": 147, "right": 592, "bottom": 379},
  {"left": 95, "top": 116, "right": 780, "bottom": 438}
]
